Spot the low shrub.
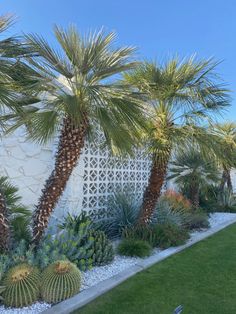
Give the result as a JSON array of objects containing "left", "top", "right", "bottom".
[
  {"left": 94, "top": 189, "right": 140, "bottom": 239},
  {"left": 118, "top": 239, "right": 152, "bottom": 257},
  {"left": 153, "top": 223, "right": 190, "bottom": 249},
  {"left": 41, "top": 260, "right": 81, "bottom": 303},
  {"left": 162, "top": 190, "right": 192, "bottom": 212},
  {"left": 122, "top": 225, "right": 157, "bottom": 247},
  {"left": 151, "top": 198, "right": 189, "bottom": 228},
  {"left": 185, "top": 211, "right": 209, "bottom": 230}
]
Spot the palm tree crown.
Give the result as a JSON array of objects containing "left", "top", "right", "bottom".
[
  {"left": 124, "top": 57, "right": 230, "bottom": 222},
  {"left": 168, "top": 149, "right": 220, "bottom": 207},
  {"left": 211, "top": 122, "right": 236, "bottom": 191},
  {"left": 12, "top": 26, "right": 146, "bottom": 152}
]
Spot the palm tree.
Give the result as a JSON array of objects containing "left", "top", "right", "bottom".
[
  {"left": 0, "top": 14, "right": 41, "bottom": 252},
  {"left": 168, "top": 149, "right": 220, "bottom": 208},
  {"left": 0, "top": 15, "right": 29, "bottom": 251},
  {"left": 124, "top": 57, "right": 229, "bottom": 223},
  {"left": 10, "top": 26, "right": 146, "bottom": 243},
  {"left": 212, "top": 122, "right": 236, "bottom": 192},
  {"left": 0, "top": 176, "right": 31, "bottom": 245}
]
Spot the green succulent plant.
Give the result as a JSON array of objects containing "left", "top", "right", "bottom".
[
  {"left": 0, "top": 255, "right": 9, "bottom": 302},
  {"left": 91, "top": 230, "right": 114, "bottom": 266},
  {"left": 2, "top": 263, "right": 40, "bottom": 308},
  {"left": 41, "top": 260, "right": 81, "bottom": 303},
  {"left": 42, "top": 227, "right": 95, "bottom": 271}
]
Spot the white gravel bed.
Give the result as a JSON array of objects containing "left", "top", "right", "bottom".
[
  {"left": 0, "top": 302, "right": 51, "bottom": 314},
  {"left": 1, "top": 212, "right": 236, "bottom": 314},
  {"left": 208, "top": 212, "right": 236, "bottom": 228},
  {"left": 81, "top": 255, "right": 141, "bottom": 290}
]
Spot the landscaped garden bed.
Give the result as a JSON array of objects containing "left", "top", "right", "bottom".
[{"left": 1, "top": 212, "right": 235, "bottom": 314}]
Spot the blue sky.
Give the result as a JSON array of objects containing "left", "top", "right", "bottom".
[{"left": 1, "top": 0, "right": 235, "bottom": 120}]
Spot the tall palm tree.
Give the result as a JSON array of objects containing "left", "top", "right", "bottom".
[
  {"left": 10, "top": 26, "right": 146, "bottom": 243},
  {"left": 212, "top": 122, "right": 236, "bottom": 192},
  {"left": 124, "top": 57, "right": 229, "bottom": 223},
  {"left": 168, "top": 149, "right": 220, "bottom": 208}
]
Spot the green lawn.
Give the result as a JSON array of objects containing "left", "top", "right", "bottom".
[{"left": 75, "top": 223, "right": 236, "bottom": 314}]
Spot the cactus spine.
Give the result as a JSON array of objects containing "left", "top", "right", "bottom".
[
  {"left": 91, "top": 230, "right": 114, "bottom": 266},
  {"left": 41, "top": 260, "right": 81, "bottom": 303},
  {"left": 2, "top": 263, "right": 40, "bottom": 308}
]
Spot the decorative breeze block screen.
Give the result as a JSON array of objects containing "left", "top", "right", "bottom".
[{"left": 82, "top": 141, "right": 152, "bottom": 219}]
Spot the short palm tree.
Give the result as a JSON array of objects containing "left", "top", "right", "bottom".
[
  {"left": 0, "top": 14, "right": 40, "bottom": 252},
  {"left": 124, "top": 57, "right": 229, "bottom": 223},
  {"left": 0, "top": 177, "right": 31, "bottom": 245},
  {"left": 212, "top": 122, "right": 236, "bottom": 192},
  {"left": 12, "top": 26, "right": 146, "bottom": 243},
  {"left": 168, "top": 149, "right": 220, "bottom": 208}
]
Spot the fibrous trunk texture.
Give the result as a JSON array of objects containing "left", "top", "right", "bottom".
[
  {"left": 139, "top": 151, "right": 170, "bottom": 224},
  {"left": 189, "top": 181, "right": 200, "bottom": 209},
  {"left": 220, "top": 167, "right": 232, "bottom": 193},
  {"left": 33, "top": 117, "right": 88, "bottom": 244},
  {"left": 0, "top": 187, "right": 10, "bottom": 252}
]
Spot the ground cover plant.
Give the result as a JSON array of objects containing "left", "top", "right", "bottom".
[
  {"left": 117, "top": 239, "right": 151, "bottom": 257},
  {"left": 152, "top": 223, "right": 190, "bottom": 249}
]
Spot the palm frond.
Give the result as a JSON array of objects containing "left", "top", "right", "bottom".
[{"left": 5, "top": 26, "right": 146, "bottom": 154}]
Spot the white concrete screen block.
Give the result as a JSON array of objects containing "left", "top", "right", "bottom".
[
  {"left": 0, "top": 128, "right": 152, "bottom": 220},
  {"left": 1, "top": 127, "right": 236, "bottom": 220}
]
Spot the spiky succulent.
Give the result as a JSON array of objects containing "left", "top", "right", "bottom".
[
  {"left": 41, "top": 227, "right": 95, "bottom": 271},
  {"left": 91, "top": 230, "right": 114, "bottom": 266},
  {"left": 2, "top": 263, "right": 40, "bottom": 308},
  {"left": 41, "top": 260, "right": 81, "bottom": 303}
]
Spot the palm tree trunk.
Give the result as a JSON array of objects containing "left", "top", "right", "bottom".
[
  {"left": 189, "top": 182, "right": 199, "bottom": 209},
  {"left": 33, "top": 116, "right": 88, "bottom": 244},
  {"left": 0, "top": 187, "right": 10, "bottom": 252},
  {"left": 220, "top": 167, "right": 232, "bottom": 193},
  {"left": 139, "top": 151, "right": 171, "bottom": 224},
  {"left": 226, "top": 169, "right": 233, "bottom": 191}
]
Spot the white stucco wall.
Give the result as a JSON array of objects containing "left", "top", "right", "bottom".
[
  {"left": 0, "top": 127, "right": 53, "bottom": 208},
  {"left": 231, "top": 169, "right": 236, "bottom": 192},
  {"left": 0, "top": 128, "right": 152, "bottom": 224}
]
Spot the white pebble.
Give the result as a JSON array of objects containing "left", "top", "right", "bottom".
[{"left": 0, "top": 302, "right": 51, "bottom": 314}]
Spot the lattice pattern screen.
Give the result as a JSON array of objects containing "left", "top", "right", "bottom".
[{"left": 82, "top": 141, "right": 152, "bottom": 219}]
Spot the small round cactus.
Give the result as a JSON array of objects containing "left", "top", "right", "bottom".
[
  {"left": 41, "top": 260, "right": 81, "bottom": 303},
  {"left": 2, "top": 263, "right": 40, "bottom": 308}
]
